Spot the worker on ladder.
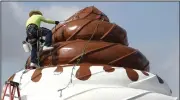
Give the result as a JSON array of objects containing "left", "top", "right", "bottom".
[{"left": 26, "top": 10, "right": 59, "bottom": 67}]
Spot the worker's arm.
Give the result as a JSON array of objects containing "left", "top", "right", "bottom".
[{"left": 40, "top": 16, "right": 55, "bottom": 24}]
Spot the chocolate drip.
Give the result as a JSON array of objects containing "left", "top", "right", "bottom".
[
  {"left": 54, "top": 66, "right": 63, "bottom": 72},
  {"left": 76, "top": 63, "right": 91, "bottom": 81},
  {"left": 75, "top": 63, "right": 115, "bottom": 81},
  {"left": 31, "top": 68, "right": 43, "bottom": 82},
  {"left": 103, "top": 65, "right": 115, "bottom": 72},
  {"left": 8, "top": 74, "right": 15, "bottom": 81},
  {"left": 125, "top": 68, "right": 139, "bottom": 81}
]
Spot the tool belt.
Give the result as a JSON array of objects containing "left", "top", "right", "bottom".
[{"left": 26, "top": 24, "right": 39, "bottom": 45}]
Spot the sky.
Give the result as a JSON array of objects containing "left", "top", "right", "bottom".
[{"left": 1, "top": 2, "right": 179, "bottom": 98}]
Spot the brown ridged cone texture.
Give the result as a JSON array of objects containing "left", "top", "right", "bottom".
[
  {"left": 52, "top": 6, "right": 128, "bottom": 46},
  {"left": 39, "top": 40, "right": 149, "bottom": 71},
  {"left": 52, "top": 19, "right": 128, "bottom": 46},
  {"left": 65, "top": 6, "right": 109, "bottom": 22},
  {"left": 25, "top": 6, "right": 150, "bottom": 72}
]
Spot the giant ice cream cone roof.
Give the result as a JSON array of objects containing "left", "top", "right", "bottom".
[{"left": 2, "top": 6, "right": 178, "bottom": 100}]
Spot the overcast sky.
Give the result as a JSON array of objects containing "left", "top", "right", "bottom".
[{"left": 1, "top": 2, "right": 179, "bottom": 98}]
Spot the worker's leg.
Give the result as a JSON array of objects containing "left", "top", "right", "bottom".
[
  {"left": 30, "top": 44, "right": 38, "bottom": 67},
  {"left": 40, "top": 27, "right": 54, "bottom": 51}
]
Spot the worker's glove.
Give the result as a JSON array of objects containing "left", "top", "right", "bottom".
[{"left": 55, "top": 21, "right": 60, "bottom": 25}]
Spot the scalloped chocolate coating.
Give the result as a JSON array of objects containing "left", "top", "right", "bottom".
[
  {"left": 40, "top": 40, "right": 149, "bottom": 71},
  {"left": 31, "top": 68, "right": 43, "bottom": 82},
  {"left": 52, "top": 19, "right": 128, "bottom": 46},
  {"left": 7, "top": 74, "right": 15, "bottom": 81}
]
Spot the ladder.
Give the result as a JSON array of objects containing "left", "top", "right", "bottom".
[{"left": 1, "top": 81, "right": 21, "bottom": 100}]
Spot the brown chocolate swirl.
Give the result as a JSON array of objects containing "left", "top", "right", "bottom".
[{"left": 38, "top": 40, "right": 149, "bottom": 71}]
